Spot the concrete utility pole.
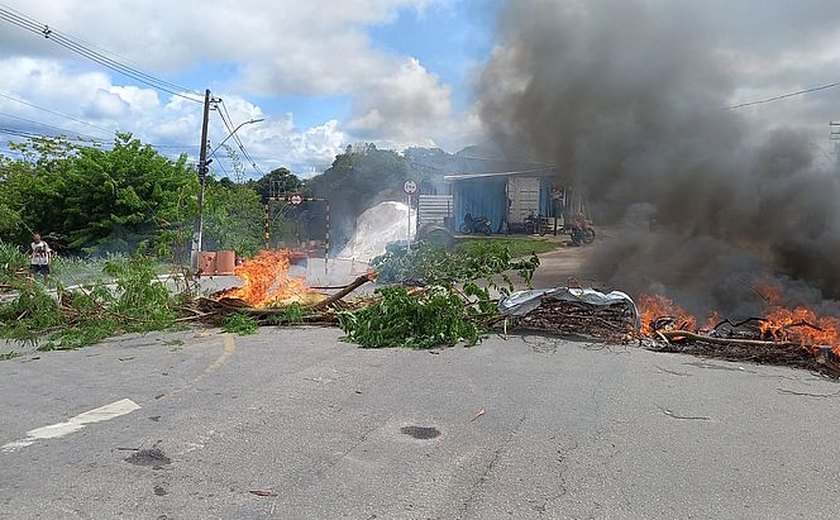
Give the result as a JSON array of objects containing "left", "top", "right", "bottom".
[
  {"left": 830, "top": 122, "right": 840, "bottom": 173},
  {"left": 191, "top": 89, "right": 212, "bottom": 270}
]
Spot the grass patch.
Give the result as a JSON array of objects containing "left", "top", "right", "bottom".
[
  {"left": 455, "top": 237, "right": 558, "bottom": 257},
  {"left": 0, "top": 351, "right": 20, "bottom": 361},
  {"left": 0, "top": 256, "right": 182, "bottom": 349}
]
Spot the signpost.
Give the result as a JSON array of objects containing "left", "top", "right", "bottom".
[
  {"left": 289, "top": 193, "right": 303, "bottom": 206},
  {"left": 403, "top": 179, "right": 418, "bottom": 252}
]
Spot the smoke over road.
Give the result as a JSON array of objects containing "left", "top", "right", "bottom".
[{"left": 477, "top": 0, "right": 840, "bottom": 317}]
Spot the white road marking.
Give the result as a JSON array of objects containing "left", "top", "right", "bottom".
[{"left": 2, "top": 398, "right": 141, "bottom": 453}]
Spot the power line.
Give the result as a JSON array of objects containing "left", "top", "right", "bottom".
[
  {"left": 216, "top": 99, "right": 265, "bottom": 176},
  {"left": 0, "top": 4, "right": 203, "bottom": 103},
  {"left": 0, "top": 111, "right": 105, "bottom": 142},
  {"left": 0, "top": 91, "right": 114, "bottom": 134},
  {"left": 726, "top": 80, "right": 840, "bottom": 110},
  {"left": 0, "top": 4, "right": 200, "bottom": 99},
  {"left": 0, "top": 118, "right": 197, "bottom": 152}
]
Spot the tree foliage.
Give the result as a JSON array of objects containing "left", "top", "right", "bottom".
[
  {"left": 247, "top": 167, "right": 304, "bottom": 203},
  {"left": 0, "top": 134, "right": 197, "bottom": 254},
  {"left": 203, "top": 177, "right": 265, "bottom": 256},
  {"left": 307, "top": 144, "right": 414, "bottom": 247},
  {"left": 0, "top": 134, "right": 281, "bottom": 259},
  {"left": 338, "top": 284, "right": 491, "bottom": 349}
]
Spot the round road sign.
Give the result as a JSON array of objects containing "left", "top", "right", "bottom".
[
  {"left": 402, "top": 179, "right": 418, "bottom": 195},
  {"left": 289, "top": 194, "right": 303, "bottom": 206}
]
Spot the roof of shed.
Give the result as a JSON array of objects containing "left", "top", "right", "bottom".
[{"left": 443, "top": 167, "right": 555, "bottom": 182}]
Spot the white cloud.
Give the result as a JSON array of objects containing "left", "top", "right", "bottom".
[
  {"left": 0, "top": 57, "right": 346, "bottom": 175},
  {"left": 0, "top": 0, "right": 463, "bottom": 160}
]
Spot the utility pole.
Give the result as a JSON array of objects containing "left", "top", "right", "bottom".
[
  {"left": 831, "top": 122, "right": 840, "bottom": 173},
  {"left": 191, "top": 88, "right": 212, "bottom": 271}
]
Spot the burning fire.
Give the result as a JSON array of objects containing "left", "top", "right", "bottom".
[
  {"left": 222, "top": 250, "right": 315, "bottom": 308},
  {"left": 638, "top": 294, "right": 696, "bottom": 336},
  {"left": 758, "top": 306, "right": 840, "bottom": 352},
  {"left": 638, "top": 291, "right": 840, "bottom": 356}
]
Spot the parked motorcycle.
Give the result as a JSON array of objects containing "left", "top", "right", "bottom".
[
  {"left": 524, "top": 212, "right": 548, "bottom": 236},
  {"left": 460, "top": 213, "right": 493, "bottom": 235},
  {"left": 569, "top": 216, "right": 596, "bottom": 246}
]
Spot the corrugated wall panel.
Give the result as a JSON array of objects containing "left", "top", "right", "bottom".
[
  {"left": 454, "top": 178, "right": 507, "bottom": 233},
  {"left": 418, "top": 195, "right": 454, "bottom": 226},
  {"left": 507, "top": 177, "right": 541, "bottom": 224}
]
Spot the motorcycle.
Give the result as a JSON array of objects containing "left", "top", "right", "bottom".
[
  {"left": 569, "top": 216, "right": 596, "bottom": 246},
  {"left": 460, "top": 213, "right": 493, "bottom": 235},
  {"left": 524, "top": 212, "right": 548, "bottom": 236}
]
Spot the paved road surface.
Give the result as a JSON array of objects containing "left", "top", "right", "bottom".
[{"left": 1, "top": 327, "right": 838, "bottom": 519}]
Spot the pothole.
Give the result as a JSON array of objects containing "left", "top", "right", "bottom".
[
  {"left": 125, "top": 448, "right": 172, "bottom": 468},
  {"left": 400, "top": 426, "right": 441, "bottom": 440}
]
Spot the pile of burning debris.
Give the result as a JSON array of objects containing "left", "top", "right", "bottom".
[
  {"left": 185, "top": 250, "right": 377, "bottom": 325},
  {"left": 194, "top": 250, "right": 840, "bottom": 376},
  {"left": 498, "top": 289, "right": 840, "bottom": 376},
  {"left": 634, "top": 294, "right": 840, "bottom": 375}
]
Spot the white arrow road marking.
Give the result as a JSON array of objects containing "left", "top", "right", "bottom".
[{"left": 2, "top": 398, "right": 141, "bottom": 453}]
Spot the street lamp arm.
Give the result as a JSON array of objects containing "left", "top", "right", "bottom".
[{"left": 210, "top": 118, "right": 265, "bottom": 156}]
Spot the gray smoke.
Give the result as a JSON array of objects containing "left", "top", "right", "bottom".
[{"left": 478, "top": 0, "right": 840, "bottom": 316}]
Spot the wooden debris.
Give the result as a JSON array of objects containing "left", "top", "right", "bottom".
[
  {"left": 471, "top": 408, "right": 486, "bottom": 422},
  {"left": 186, "top": 273, "right": 377, "bottom": 325},
  {"left": 249, "top": 489, "right": 278, "bottom": 497},
  {"left": 654, "top": 329, "right": 830, "bottom": 374},
  {"left": 512, "top": 298, "right": 636, "bottom": 342}
]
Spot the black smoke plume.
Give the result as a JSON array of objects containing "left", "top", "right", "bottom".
[{"left": 477, "top": 0, "right": 840, "bottom": 317}]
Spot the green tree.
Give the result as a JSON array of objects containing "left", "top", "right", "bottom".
[
  {"left": 203, "top": 178, "right": 265, "bottom": 257},
  {"left": 307, "top": 144, "right": 413, "bottom": 247},
  {"left": 248, "top": 167, "right": 303, "bottom": 203},
  {"left": 0, "top": 134, "right": 197, "bottom": 255}
]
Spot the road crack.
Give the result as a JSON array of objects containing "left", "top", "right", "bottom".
[{"left": 456, "top": 413, "right": 527, "bottom": 519}]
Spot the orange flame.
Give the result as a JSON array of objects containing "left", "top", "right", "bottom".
[
  {"left": 222, "top": 250, "right": 312, "bottom": 308},
  {"left": 758, "top": 306, "right": 840, "bottom": 354},
  {"left": 701, "top": 311, "right": 721, "bottom": 332},
  {"left": 638, "top": 289, "right": 840, "bottom": 357},
  {"left": 638, "top": 294, "right": 697, "bottom": 336}
]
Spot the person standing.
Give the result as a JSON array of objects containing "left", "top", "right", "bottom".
[{"left": 29, "top": 233, "right": 51, "bottom": 279}]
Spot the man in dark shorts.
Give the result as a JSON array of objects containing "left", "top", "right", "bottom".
[{"left": 29, "top": 233, "right": 52, "bottom": 279}]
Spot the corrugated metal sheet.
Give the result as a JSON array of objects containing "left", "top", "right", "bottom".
[
  {"left": 507, "top": 176, "right": 541, "bottom": 224},
  {"left": 541, "top": 177, "right": 553, "bottom": 217},
  {"left": 451, "top": 175, "right": 558, "bottom": 233},
  {"left": 454, "top": 178, "right": 507, "bottom": 233},
  {"left": 418, "top": 195, "right": 453, "bottom": 226}
]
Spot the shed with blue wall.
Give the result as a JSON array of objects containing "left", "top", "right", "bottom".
[{"left": 445, "top": 170, "right": 560, "bottom": 233}]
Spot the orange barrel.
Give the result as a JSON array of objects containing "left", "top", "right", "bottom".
[
  {"left": 198, "top": 252, "right": 217, "bottom": 276},
  {"left": 215, "top": 250, "right": 236, "bottom": 275}
]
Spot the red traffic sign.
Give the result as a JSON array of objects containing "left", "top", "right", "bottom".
[
  {"left": 289, "top": 194, "right": 303, "bottom": 206},
  {"left": 402, "top": 179, "right": 418, "bottom": 195}
]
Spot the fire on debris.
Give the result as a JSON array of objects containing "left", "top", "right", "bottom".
[
  {"left": 219, "top": 250, "right": 323, "bottom": 308},
  {"left": 632, "top": 287, "right": 840, "bottom": 375},
  {"left": 192, "top": 249, "right": 376, "bottom": 324},
  {"left": 638, "top": 291, "right": 840, "bottom": 358}
]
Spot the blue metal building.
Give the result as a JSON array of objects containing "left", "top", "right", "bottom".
[{"left": 444, "top": 170, "right": 560, "bottom": 233}]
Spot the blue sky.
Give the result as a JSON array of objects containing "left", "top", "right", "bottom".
[{"left": 0, "top": 0, "right": 503, "bottom": 177}]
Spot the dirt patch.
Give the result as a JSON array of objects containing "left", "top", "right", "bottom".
[{"left": 125, "top": 448, "right": 172, "bottom": 468}]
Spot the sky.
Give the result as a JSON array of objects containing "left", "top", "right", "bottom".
[
  {"left": 1, "top": 0, "right": 840, "bottom": 178},
  {"left": 0, "top": 0, "right": 500, "bottom": 178}
]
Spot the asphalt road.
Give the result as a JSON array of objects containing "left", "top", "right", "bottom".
[{"left": 1, "top": 326, "right": 839, "bottom": 519}]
